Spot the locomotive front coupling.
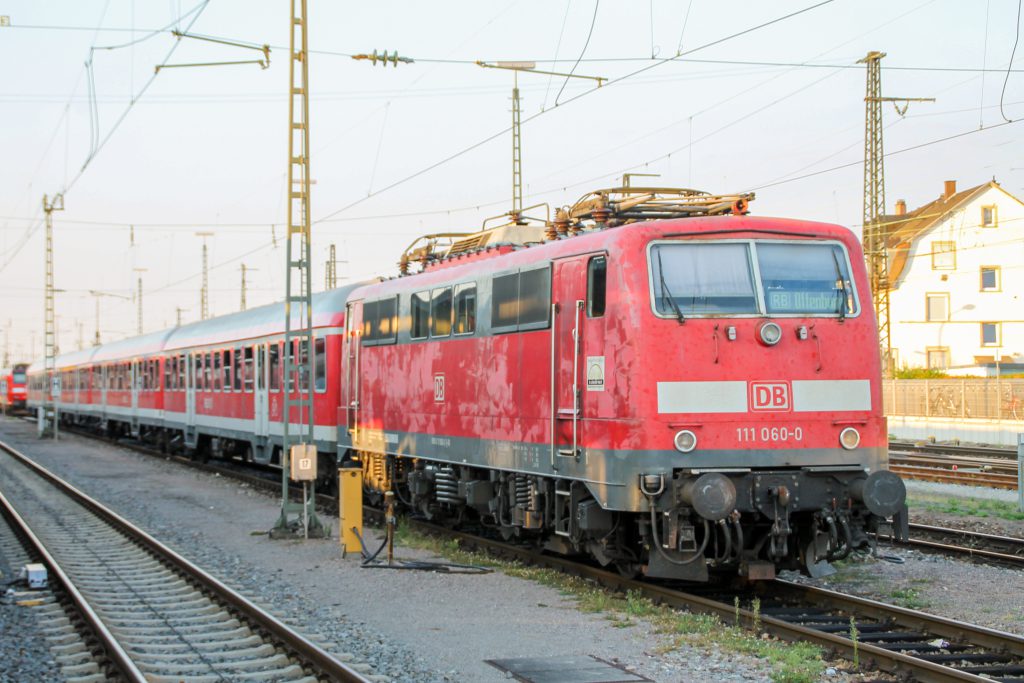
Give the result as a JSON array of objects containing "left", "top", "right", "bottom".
[{"left": 640, "top": 468, "right": 908, "bottom": 580}]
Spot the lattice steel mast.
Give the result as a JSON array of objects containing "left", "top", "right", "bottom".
[
  {"left": 858, "top": 51, "right": 933, "bottom": 378},
  {"left": 511, "top": 72, "right": 523, "bottom": 215},
  {"left": 273, "top": 0, "right": 324, "bottom": 538},
  {"left": 41, "top": 193, "right": 63, "bottom": 439},
  {"left": 196, "top": 231, "right": 213, "bottom": 320},
  {"left": 325, "top": 244, "right": 336, "bottom": 290}
]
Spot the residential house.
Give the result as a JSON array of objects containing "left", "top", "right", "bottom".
[{"left": 884, "top": 179, "right": 1024, "bottom": 375}]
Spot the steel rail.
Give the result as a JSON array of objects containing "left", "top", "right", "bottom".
[
  {"left": 890, "top": 441, "right": 1018, "bottom": 460},
  {"left": 0, "top": 488, "right": 148, "bottom": 682},
  {"left": 899, "top": 523, "right": 1024, "bottom": 567},
  {"left": 0, "top": 438, "right": 371, "bottom": 683}
]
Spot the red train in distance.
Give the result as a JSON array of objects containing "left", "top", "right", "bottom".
[
  {"left": 0, "top": 363, "right": 28, "bottom": 413},
  {"left": 28, "top": 187, "right": 907, "bottom": 582}
]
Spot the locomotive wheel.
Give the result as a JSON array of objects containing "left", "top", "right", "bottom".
[{"left": 614, "top": 561, "right": 642, "bottom": 579}]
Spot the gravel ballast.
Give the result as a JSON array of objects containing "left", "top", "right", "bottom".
[{"left": 0, "top": 417, "right": 807, "bottom": 682}]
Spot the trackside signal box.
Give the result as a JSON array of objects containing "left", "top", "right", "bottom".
[{"left": 289, "top": 444, "right": 317, "bottom": 481}]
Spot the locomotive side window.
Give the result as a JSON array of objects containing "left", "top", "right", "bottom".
[
  {"left": 431, "top": 287, "right": 453, "bottom": 337},
  {"left": 362, "top": 296, "right": 398, "bottom": 345},
  {"left": 518, "top": 266, "right": 551, "bottom": 328},
  {"left": 651, "top": 243, "right": 757, "bottom": 315},
  {"left": 491, "top": 267, "right": 551, "bottom": 332},
  {"left": 587, "top": 256, "right": 607, "bottom": 318},
  {"left": 410, "top": 292, "right": 429, "bottom": 339},
  {"left": 492, "top": 273, "right": 519, "bottom": 329},
  {"left": 756, "top": 243, "right": 858, "bottom": 316},
  {"left": 454, "top": 283, "right": 476, "bottom": 335},
  {"left": 314, "top": 338, "right": 326, "bottom": 392}
]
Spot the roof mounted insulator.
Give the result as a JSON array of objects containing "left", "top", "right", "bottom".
[
  {"left": 551, "top": 208, "right": 570, "bottom": 239},
  {"left": 591, "top": 194, "right": 611, "bottom": 230}
]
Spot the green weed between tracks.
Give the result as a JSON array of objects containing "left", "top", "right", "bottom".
[
  {"left": 392, "top": 519, "right": 824, "bottom": 683},
  {"left": 908, "top": 495, "right": 1024, "bottom": 521}
]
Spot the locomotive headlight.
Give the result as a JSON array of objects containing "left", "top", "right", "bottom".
[
  {"left": 674, "top": 429, "right": 698, "bottom": 453},
  {"left": 757, "top": 321, "right": 782, "bottom": 346},
  {"left": 839, "top": 427, "right": 861, "bottom": 450}
]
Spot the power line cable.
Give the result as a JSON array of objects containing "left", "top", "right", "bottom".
[{"left": 1001, "top": 0, "right": 1022, "bottom": 122}]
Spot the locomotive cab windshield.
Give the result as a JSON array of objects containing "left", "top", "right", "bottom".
[{"left": 649, "top": 239, "right": 858, "bottom": 318}]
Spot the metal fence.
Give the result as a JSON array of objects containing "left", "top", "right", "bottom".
[{"left": 883, "top": 379, "right": 1024, "bottom": 421}]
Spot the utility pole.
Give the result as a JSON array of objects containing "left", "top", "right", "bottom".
[
  {"left": 477, "top": 61, "right": 604, "bottom": 218},
  {"left": 858, "top": 51, "right": 934, "bottom": 378},
  {"left": 175, "top": 307, "right": 186, "bottom": 327},
  {"left": 196, "top": 231, "right": 213, "bottom": 320},
  {"left": 76, "top": 321, "right": 84, "bottom": 351},
  {"left": 3, "top": 322, "right": 9, "bottom": 367},
  {"left": 41, "top": 193, "right": 63, "bottom": 439},
  {"left": 325, "top": 244, "right": 336, "bottom": 290},
  {"left": 134, "top": 268, "right": 147, "bottom": 335},
  {"left": 240, "top": 264, "right": 257, "bottom": 311},
  {"left": 272, "top": 0, "right": 324, "bottom": 539},
  {"left": 88, "top": 290, "right": 130, "bottom": 346}
]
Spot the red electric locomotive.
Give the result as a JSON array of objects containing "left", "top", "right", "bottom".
[
  {"left": 346, "top": 188, "right": 907, "bottom": 581},
  {"left": 27, "top": 187, "right": 907, "bottom": 581},
  {"left": 0, "top": 362, "right": 29, "bottom": 413}
]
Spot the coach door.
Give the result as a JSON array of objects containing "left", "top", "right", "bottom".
[
  {"left": 185, "top": 352, "right": 196, "bottom": 430},
  {"left": 552, "top": 255, "right": 592, "bottom": 462},
  {"left": 342, "top": 302, "right": 361, "bottom": 445},
  {"left": 254, "top": 344, "right": 269, "bottom": 438}
]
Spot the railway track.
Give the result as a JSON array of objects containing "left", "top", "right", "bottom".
[
  {"left": 890, "top": 441, "right": 1019, "bottom": 460},
  {"left": 30, "top": 425, "right": 1024, "bottom": 681},
  {"left": 0, "top": 438, "right": 371, "bottom": 683},
  {"left": 889, "top": 451, "right": 1020, "bottom": 490},
  {"left": 894, "top": 523, "right": 1024, "bottom": 568}
]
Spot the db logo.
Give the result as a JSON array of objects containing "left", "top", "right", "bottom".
[
  {"left": 750, "top": 382, "right": 790, "bottom": 411},
  {"left": 433, "top": 373, "right": 445, "bottom": 402}
]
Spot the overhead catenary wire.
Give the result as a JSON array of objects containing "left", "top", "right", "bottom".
[{"left": 313, "top": 0, "right": 839, "bottom": 225}]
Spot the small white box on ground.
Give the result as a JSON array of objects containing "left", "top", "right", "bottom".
[
  {"left": 290, "top": 444, "right": 317, "bottom": 481},
  {"left": 20, "top": 563, "right": 47, "bottom": 589}
]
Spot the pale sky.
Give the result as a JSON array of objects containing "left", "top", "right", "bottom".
[{"left": 1, "top": 0, "right": 1021, "bottom": 362}]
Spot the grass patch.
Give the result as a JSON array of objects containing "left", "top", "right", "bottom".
[
  {"left": 889, "top": 587, "right": 929, "bottom": 610},
  {"left": 908, "top": 495, "right": 1024, "bottom": 521},
  {"left": 390, "top": 519, "right": 824, "bottom": 683}
]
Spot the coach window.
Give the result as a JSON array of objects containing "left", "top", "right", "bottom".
[
  {"left": 244, "top": 346, "right": 255, "bottom": 393},
  {"left": 269, "top": 343, "right": 280, "bottom": 392},
  {"left": 193, "top": 356, "right": 202, "bottom": 392},
  {"left": 454, "top": 283, "right": 476, "bottom": 335},
  {"left": 411, "top": 291, "right": 430, "bottom": 340},
  {"left": 205, "top": 353, "right": 214, "bottom": 391},
  {"left": 314, "top": 338, "right": 326, "bottom": 392},
  {"left": 233, "top": 348, "right": 243, "bottom": 391},
  {"left": 587, "top": 256, "right": 607, "bottom": 318},
  {"left": 298, "top": 341, "right": 310, "bottom": 392},
  {"left": 178, "top": 354, "right": 186, "bottom": 390},
  {"left": 431, "top": 287, "right": 453, "bottom": 337},
  {"left": 212, "top": 353, "right": 222, "bottom": 392},
  {"left": 222, "top": 350, "right": 231, "bottom": 392}
]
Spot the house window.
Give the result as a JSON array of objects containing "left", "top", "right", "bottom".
[
  {"left": 981, "top": 322, "right": 1001, "bottom": 347},
  {"left": 981, "top": 205, "right": 997, "bottom": 227},
  {"left": 931, "top": 241, "right": 955, "bottom": 270},
  {"left": 925, "top": 293, "right": 949, "bottom": 322},
  {"left": 980, "top": 266, "right": 1000, "bottom": 291},
  {"left": 926, "top": 347, "right": 950, "bottom": 370}
]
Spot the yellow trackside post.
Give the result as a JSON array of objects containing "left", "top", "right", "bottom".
[{"left": 338, "top": 467, "right": 363, "bottom": 557}]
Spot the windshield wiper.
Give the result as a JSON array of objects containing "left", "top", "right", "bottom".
[
  {"left": 656, "top": 250, "right": 686, "bottom": 324},
  {"left": 831, "top": 249, "right": 848, "bottom": 322}
]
